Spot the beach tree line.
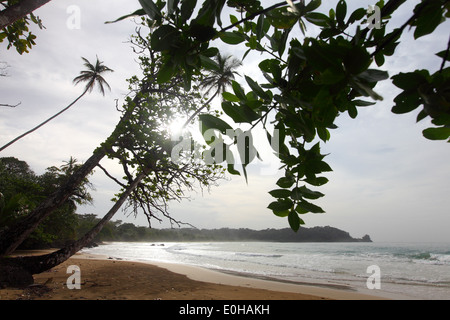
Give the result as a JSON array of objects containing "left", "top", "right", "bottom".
[
  {"left": 74, "top": 215, "right": 372, "bottom": 243},
  {"left": 0, "top": 157, "right": 93, "bottom": 249},
  {"left": 0, "top": 0, "right": 448, "bottom": 287}
]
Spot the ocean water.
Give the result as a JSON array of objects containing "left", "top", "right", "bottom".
[{"left": 82, "top": 241, "right": 450, "bottom": 300}]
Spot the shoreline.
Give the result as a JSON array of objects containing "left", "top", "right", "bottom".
[
  {"left": 0, "top": 251, "right": 391, "bottom": 300},
  {"left": 150, "top": 261, "right": 389, "bottom": 300}
]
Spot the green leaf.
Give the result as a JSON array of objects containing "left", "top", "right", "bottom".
[
  {"left": 351, "top": 79, "right": 384, "bottom": 100},
  {"left": 354, "top": 100, "right": 376, "bottom": 106},
  {"left": 181, "top": 0, "right": 197, "bottom": 23},
  {"left": 357, "top": 69, "right": 389, "bottom": 83},
  {"left": 336, "top": 0, "right": 347, "bottom": 25},
  {"left": 391, "top": 92, "right": 421, "bottom": 114},
  {"left": 139, "top": 0, "right": 161, "bottom": 20},
  {"left": 288, "top": 210, "right": 301, "bottom": 232},
  {"left": 305, "top": 0, "right": 321, "bottom": 12},
  {"left": 255, "top": 14, "right": 269, "bottom": 40},
  {"left": 348, "top": 103, "right": 358, "bottom": 118},
  {"left": 304, "top": 12, "right": 330, "bottom": 27},
  {"left": 222, "top": 101, "right": 260, "bottom": 123},
  {"left": 290, "top": 187, "right": 301, "bottom": 201},
  {"left": 266, "top": 6, "right": 298, "bottom": 29},
  {"left": 304, "top": 40, "right": 342, "bottom": 71},
  {"left": 317, "top": 126, "right": 330, "bottom": 142},
  {"left": 296, "top": 200, "right": 325, "bottom": 213},
  {"left": 276, "top": 176, "right": 295, "bottom": 188},
  {"left": 157, "top": 60, "right": 176, "bottom": 83},
  {"left": 347, "top": 7, "right": 366, "bottom": 24},
  {"left": 231, "top": 81, "right": 246, "bottom": 100},
  {"left": 304, "top": 176, "right": 328, "bottom": 187},
  {"left": 236, "top": 129, "right": 258, "bottom": 166},
  {"left": 344, "top": 46, "right": 371, "bottom": 75},
  {"left": 200, "top": 55, "right": 219, "bottom": 71},
  {"left": 375, "top": 52, "right": 385, "bottom": 67},
  {"left": 227, "top": 163, "right": 241, "bottom": 176},
  {"left": 245, "top": 75, "right": 270, "bottom": 100},
  {"left": 436, "top": 50, "right": 450, "bottom": 61},
  {"left": 151, "top": 25, "right": 180, "bottom": 51},
  {"left": 199, "top": 114, "right": 233, "bottom": 136},
  {"left": 219, "top": 31, "right": 245, "bottom": 44},
  {"left": 392, "top": 71, "right": 429, "bottom": 90},
  {"left": 167, "top": 0, "right": 179, "bottom": 16},
  {"left": 222, "top": 92, "right": 240, "bottom": 102},
  {"left": 188, "top": 23, "right": 217, "bottom": 41},
  {"left": 268, "top": 199, "right": 293, "bottom": 215},
  {"left": 413, "top": 1, "right": 444, "bottom": 39},
  {"left": 269, "top": 189, "right": 292, "bottom": 198},
  {"left": 422, "top": 127, "right": 450, "bottom": 141},
  {"left": 272, "top": 210, "right": 290, "bottom": 218},
  {"left": 296, "top": 186, "right": 325, "bottom": 200},
  {"left": 295, "top": 204, "right": 308, "bottom": 214},
  {"left": 202, "top": 47, "right": 219, "bottom": 57},
  {"left": 105, "top": 9, "right": 146, "bottom": 24}
]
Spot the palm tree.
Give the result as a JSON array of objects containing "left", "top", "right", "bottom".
[
  {"left": 182, "top": 53, "right": 242, "bottom": 128},
  {"left": 0, "top": 56, "right": 113, "bottom": 152}
]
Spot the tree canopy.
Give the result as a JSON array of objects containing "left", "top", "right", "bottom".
[
  {"left": 0, "top": 0, "right": 48, "bottom": 54},
  {"left": 0, "top": 156, "right": 93, "bottom": 249},
  {"left": 112, "top": 0, "right": 450, "bottom": 231}
]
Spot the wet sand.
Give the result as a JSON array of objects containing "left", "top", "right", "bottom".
[{"left": 0, "top": 251, "right": 385, "bottom": 300}]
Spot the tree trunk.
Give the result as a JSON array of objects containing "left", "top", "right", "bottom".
[
  {"left": 0, "top": 89, "right": 88, "bottom": 152},
  {"left": 13, "top": 171, "right": 145, "bottom": 272},
  {"left": 0, "top": 0, "right": 52, "bottom": 29},
  {"left": 0, "top": 171, "right": 146, "bottom": 287},
  {"left": 0, "top": 149, "right": 106, "bottom": 256}
]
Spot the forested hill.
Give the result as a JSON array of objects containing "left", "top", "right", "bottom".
[
  {"left": 80, "top": 214, "right": 372, "bottom": 243},
  {"left": 141, "top": 226, "right": 372, "bottom": 243}
]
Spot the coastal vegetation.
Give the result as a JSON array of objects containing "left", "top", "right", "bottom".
[
  {"left": 76, "top": 215, "right": 372, "bottom": 243},
  {"left": 1, "top": 157, "right": 370, "bottom": 249},
  {"left": 0, "top": 0, "right": 448, "bottom": 287}
]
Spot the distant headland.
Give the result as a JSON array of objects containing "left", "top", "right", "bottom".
[
  {"left": 140, "top": 226, "right": 372, "bottom": 243},
  {"left": 87, "top": 219, "right": 372, "bottom": 243}
]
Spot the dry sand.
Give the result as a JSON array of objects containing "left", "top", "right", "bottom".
[{"left": 0, "top": 251, "right": 385, "bottom": 300}]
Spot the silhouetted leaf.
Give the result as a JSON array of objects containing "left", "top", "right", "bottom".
[
  {"left": 423, "top": 127, "right": 450, "bottom": 141},
  {"left": 139, "top": 0, "right": 161, "bottom": 20}
]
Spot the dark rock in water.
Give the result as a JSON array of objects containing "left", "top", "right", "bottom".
[
  {"left": 83, "top": 241, "right": 99, "bottom": 248},
  {"left": 0, "top": 264, "right": 34, "bottom": 288}
]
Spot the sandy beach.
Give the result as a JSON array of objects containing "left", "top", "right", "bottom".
[{"left": 0, "top": 251, "right": 386, "bottom": 300}]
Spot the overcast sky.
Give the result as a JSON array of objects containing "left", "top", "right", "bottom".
[{"left": 1, "top": 0, "right": 449, "bottom": 242}]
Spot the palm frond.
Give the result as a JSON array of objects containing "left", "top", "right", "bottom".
[
  {"left": 200, "top": 53, "right": 242, "bottom": 96},
  {"left": 72, "top": 56, "right": 113, "bottom": 96}
]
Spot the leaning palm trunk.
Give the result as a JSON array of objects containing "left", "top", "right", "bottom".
[
  {"left": 0, "top": 56, "right": 112, "bottom": 153},
  {"left": 0, "top": 171, "right": 146, "bottom": 286},
  {"left": 0, "top": 149, "right": 105, "bottom": 256},
  {"left": 0, "top": 87, "right": 89, "bottom": 152}
]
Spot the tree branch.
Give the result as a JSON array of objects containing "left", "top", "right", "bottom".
[
  {"left": 97, "top": 163, "right": 127, "bottom": 188},
  {"left": 0, "top": 102, "right": 21, "bottom": 108},
  {"left": 0, "top": 0, "right": 51, "bottom": 29},
  {"left": 220, "top": 0, "right": 298, "bottom": 33},
  {"left": 370, "top": 0, "right": 433, "bottom": 58}
]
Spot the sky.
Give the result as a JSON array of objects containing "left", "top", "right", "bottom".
[{"left": 1, "top": 0, "right": 449, "bottom": 243}]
